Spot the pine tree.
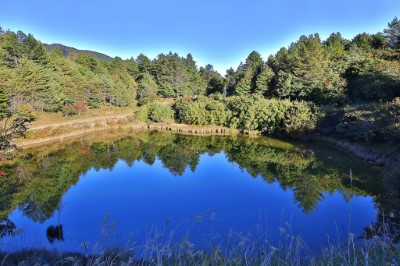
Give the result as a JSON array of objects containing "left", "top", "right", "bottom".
[
  {"left": 0, "top": 88, "right": 9, "bottom": 119},
  {"left": 0, "top": 31, "right": 22, "bottom": 67},
  {"left": 137, "top": 72, "right": 158, "bottom": 105},
  {"left": 384, "top": 17, "right": 400, "bottom": 49},
  {"left": 255, "top": 66, "right": 274, "bottom": 95}
]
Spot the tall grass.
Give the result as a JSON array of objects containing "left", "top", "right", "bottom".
[{"left": 1, "top": 217, "right": 399, "bottom": 265}]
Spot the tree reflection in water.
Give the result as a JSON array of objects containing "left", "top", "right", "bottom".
[
  {"left": 46, "top": 225, "right": 64, "bottom": 243},
  {"left": 0, "top": 131, "right": 397, "bottom": 242}
]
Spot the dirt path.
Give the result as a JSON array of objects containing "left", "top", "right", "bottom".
[{"left": 30, "top": 113, "right": 134, "bottom": 130}]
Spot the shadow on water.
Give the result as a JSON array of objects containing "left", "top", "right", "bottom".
[{"left": 0, "top": 130, "right": 398, "bottom": 251}]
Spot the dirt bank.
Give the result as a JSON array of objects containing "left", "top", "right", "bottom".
[{"left": 15, "top": 117, "right": 238, "bottom": 148}]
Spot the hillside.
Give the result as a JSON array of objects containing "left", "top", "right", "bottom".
[
  {"left": 0, "top": 18, "right": 399, "bottom": 149},
  {"left": 44, "top": 43, "right": 113, "bottom": 61}
]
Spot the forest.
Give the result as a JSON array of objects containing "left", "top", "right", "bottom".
[{"left": 0, "top": 18, "right": 399, "bottom": 146}]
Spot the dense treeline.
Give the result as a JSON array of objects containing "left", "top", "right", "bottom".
[
  {"left": 0, "top": 18, "right": 399, "bottom": 141},
  {"left": 0, "top": 29, "right": 137, "bottom": 111}
]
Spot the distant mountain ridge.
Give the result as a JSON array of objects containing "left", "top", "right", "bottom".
[{"left": 44, "top": 43, "right": 113, "bottom": 61}]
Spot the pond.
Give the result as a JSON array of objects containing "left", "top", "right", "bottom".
[{"left": 0, "top": 130, "right": 398, "bottom": 253}]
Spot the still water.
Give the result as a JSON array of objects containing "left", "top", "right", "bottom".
[{"left": 0, "top": 131, "right": 394, "bottom": 253}]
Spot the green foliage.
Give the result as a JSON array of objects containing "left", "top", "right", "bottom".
[
  {"left": 352, "top": 33, "right": 374, "bottom": 52},
  {"left": 0, "top": 88, "right": 8, "bottom": 118},
  {"left": 284, "top": 101, "right": 319, "bottom": 135},
  {"left": 234, "top": 76, "right": 252, "bottom": 96},
  {"left": 148, "top": 102, "right": 174, "bottom": 122},
  {"left": 255, "top": 66, "right": 274, "bottom": 95},
  {"left": 0, "top": 31, "right": 22, "bottom": 68},
  {"left": 335, "top": 100, "right": 400, "bottom": 143},
  {"left": 0, "top": 19, "right": 400, "bottom": 143},
  {"left": 232, "top": 51, "right": 264, "bottom": 96},
  {"left": 384, "top": 17, "right": 400, "bottom": 49},
  {"left": 174, "top": 94, "right": 318, "bottom": 136},
  {"left": 136, "top": 53, "right": 152, "bottom": 73},
  {"left": 347, "top": 59, "right": 400, "bottom": 101},
  {"left": 0, "top": 131, "right": 386, "bottom": 226},
  {"left": 174, "top": 96, "right": 230, "bottom": 126},
  {"left": 275, "top": 34, "right": 346, "bottom": 103},
  {"left": 199, "top": 65, "right": 223, "bottom": 95},
  {"left": 44, "top": 43, "right": 113, "bottom": 62},
  {"left": 226, "top": 95, "right": 318, "bottom": 135},
  {"left": 152, "top": 52, "right": 205, "bottom": 98},
  {"left": 137, "top": 72, "right": 158, "bottom": 105},
  {"left": 136, "top": 102, "right": 175, "bottom": 122},
  {"left": 0, "top": 29, "right": 138, "bottom": 112},
  {"left": 75, "top": 54, "right": 99, "bottom": 71},
  {"left": 0, "top": 91, "right": 35, "bottom": 153},
  {"left": 325, "top": 32, "right": 346, "bottom": 60}
]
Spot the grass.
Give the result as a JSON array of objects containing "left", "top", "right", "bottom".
[
  {"left": 1, "top": 215, "right": 399, "bottom": 266},
  {"left": 0, "top": 231, "right": 398, "bottom": 265},
  {"left": 23, "top": 115, "right": 138, "bottom": 141},
  {"left": 31, "top": 105, "right": 137, "bottom": 127}
]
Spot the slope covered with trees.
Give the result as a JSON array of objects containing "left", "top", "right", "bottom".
[
  {"left": 43, "top": 43, "right": 113, "bottom": 62},
  {"left": 0, "top": 18, "right": 399, "bottom": 146}
]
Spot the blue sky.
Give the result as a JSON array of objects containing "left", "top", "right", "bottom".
[{"left": 1, "top": 0, "right": 399, "bottom": 73}]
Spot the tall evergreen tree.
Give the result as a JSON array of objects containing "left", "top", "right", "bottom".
[
  {"left": 384, "top": 17, "right": 400, "bottom": 49},
  {"left": 255, "top": 66, "right": 274, "bottom": 95},
  {"left": 136, "top": 53, "right": 152, "bottom": 74},
  {"left": 137, "top": 72, "right": 158, "bottom": 105},
  {"left": 0, "top": 31, "right": 22, "bottom": 67}
]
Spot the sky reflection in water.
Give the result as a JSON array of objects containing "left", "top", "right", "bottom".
[{"left": 3, "top": 141, "right": 377, "bottom": 252}]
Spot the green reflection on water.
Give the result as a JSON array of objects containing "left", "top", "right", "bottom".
[{"left": 0, "top": 130, "right": 397, "bottom": 241}]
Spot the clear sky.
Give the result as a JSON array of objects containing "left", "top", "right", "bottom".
[{"left": 1, "top": 0, "right": 399, "bottom": 73}]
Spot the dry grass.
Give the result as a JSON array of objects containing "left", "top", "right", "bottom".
[{"left": 31, "top": 105, "right": 137, "bottom": 127}]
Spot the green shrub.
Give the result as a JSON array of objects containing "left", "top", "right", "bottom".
[
  {"left": 134, "top": 105, "right": 150, "bottom": 121},
  {"left": 148, "top": 102, "right": 175, "bottom": 122},
  {"left": 347, "top": 59, "right": 400, "bottom": 102},
  {"left": 226, "top": 95, "right": 319, "bottom": 135},
  {"left": 174, "top": 96, "right": 230, "bottom": 126},
  {"left": 136, "top": 102, "right": 175, "bottom": 122},
  {"left": 335, "top": 99, "right": 400, "bottom": 143},
  {"left": 284, "top": 101, "right": 319, "bottom": 135}
]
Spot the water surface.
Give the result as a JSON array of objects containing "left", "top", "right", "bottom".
[{"left": 0, "top": 131, "right": 396, "bottom": 252}]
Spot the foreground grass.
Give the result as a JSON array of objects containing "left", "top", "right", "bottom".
[{"left": 1, "top": 228, "right": 399, "bottom": 266}]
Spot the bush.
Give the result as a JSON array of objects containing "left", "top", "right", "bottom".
[
  {"left": 174, "top": 96, "right": 230, "bottom": 126},
  {"left": 73, "top": 102, "right": 88, "bottom": 115},
  {"left": 134, "top": 105, "right": 150, "bottom": 121},
  {"left": 61, "top": 102, "right": 88, "bottom": 116},
  {"left": 135, "top": 102, "right": 175, "bottom": 123},
  {"left": 335, "top": 99, "right": 400, "bottom": 143},
  {"left": 142, "top": 96, "right": 319, "bottom": 136},
  {"left": 347, "top": 59, "right": 400, "bottom": 102},
  {"left": 284, "top": 101, "right": 319, "bottom": 135},
  {"left": 148, "top": 102, "right": 175, "bottom": 122},
  {"left": 226, "top": 95, "right": 319, "bottom": 136}
]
